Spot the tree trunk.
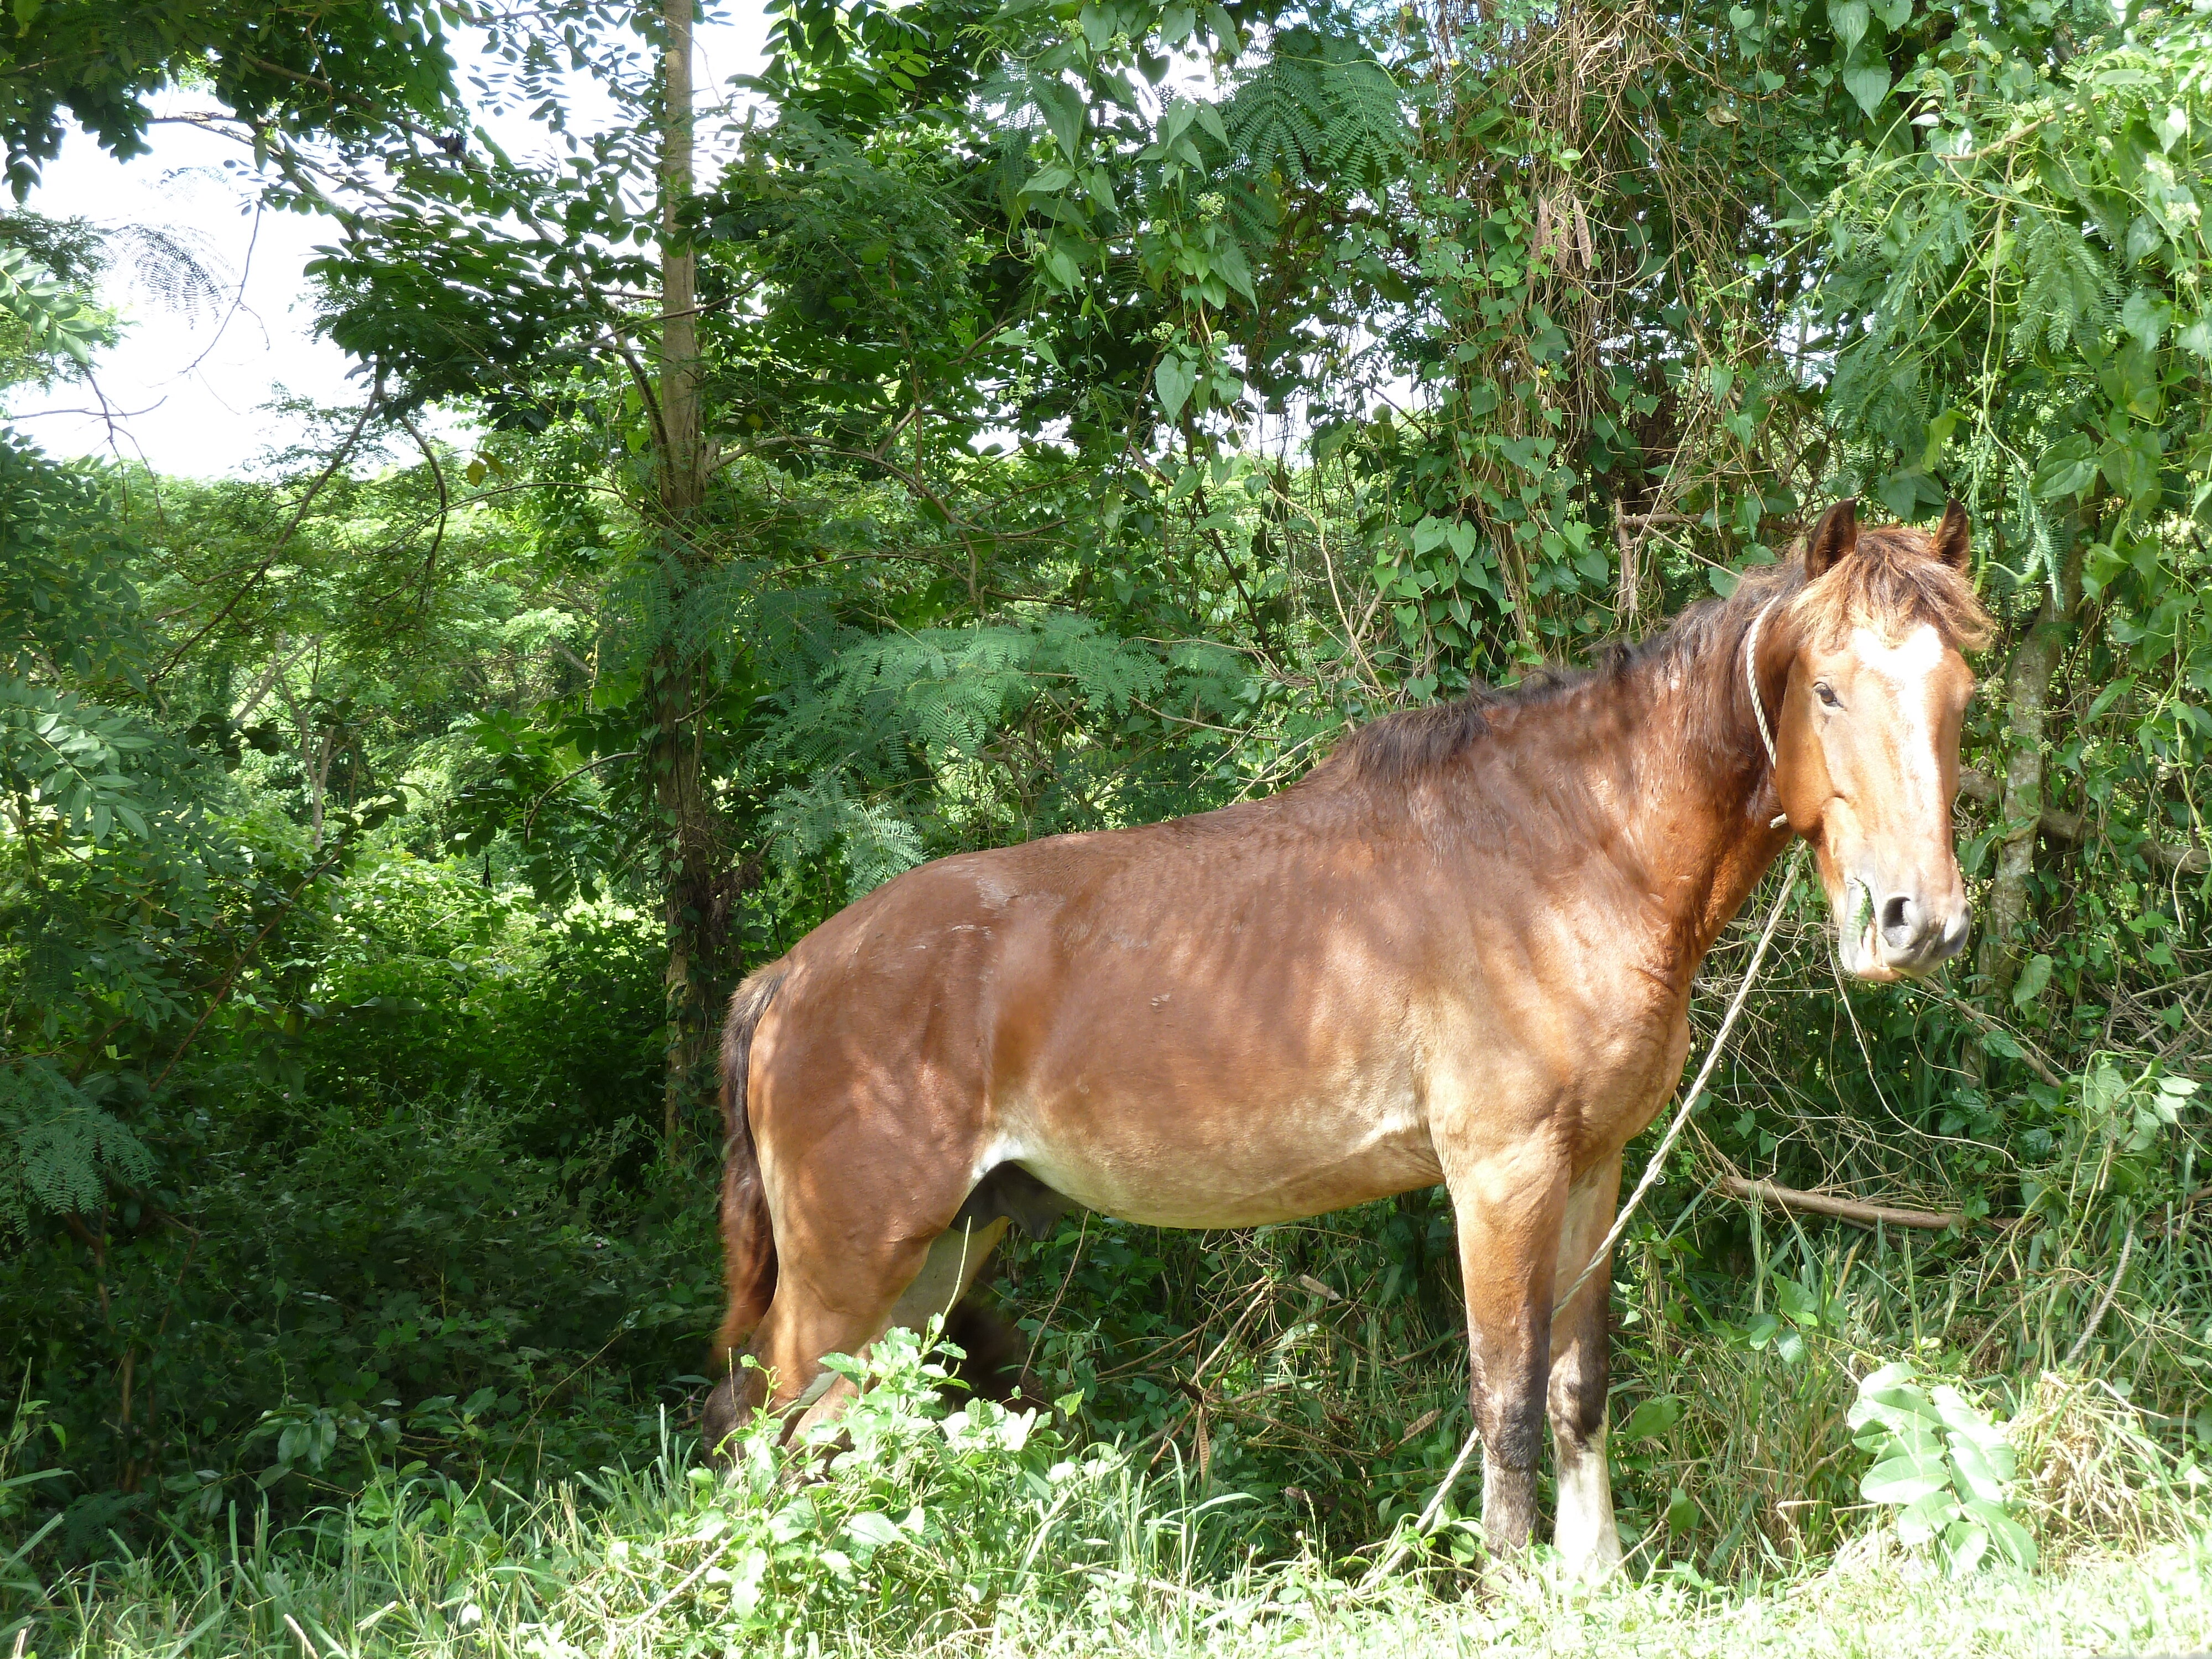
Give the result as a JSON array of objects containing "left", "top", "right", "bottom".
[
  {"left": 655, "top": 684, "right": 726, "bottom": 1158},
  {"left": 659, "top": 0, "right": 701, "bottom": 520},
  {"left": 651, "top": 0, "right": 724, "bottom": 1160},
  {"left": 1976, "top": 534, "right": 2086, "bottom": 998}
]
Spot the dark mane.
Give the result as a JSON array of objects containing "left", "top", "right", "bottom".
[
  {"left": 1332, "top": 520, "right": 1991, "bottom": 787},
  {"left": 1332, "top": 686, "right": 1502, "bottom": 782}
]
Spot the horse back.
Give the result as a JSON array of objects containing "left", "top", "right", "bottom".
[{"left": 743, "top": 786, "right": 1666, "bottom": 1231}]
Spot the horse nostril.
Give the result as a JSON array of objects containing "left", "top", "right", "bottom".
[{"left": 1880, "top": 894, "right": 1917, "bottom": 948}]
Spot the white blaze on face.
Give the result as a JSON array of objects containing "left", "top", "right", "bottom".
[{"left": 1847, "top": 623, "right": 1946, "bottom": 805}]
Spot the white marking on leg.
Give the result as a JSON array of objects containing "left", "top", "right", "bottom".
[{"left": 1553, "top": 1418, "right": 1623, "bottom": 1582}]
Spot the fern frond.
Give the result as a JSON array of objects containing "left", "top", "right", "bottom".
[
  {"left": 1219, "top": 34, "right": 1407, "bottom": 196},
  {"left": 1320, "top": 55, "right": 1409, "bottom": 187},
  {"left": 1, "top": 1059, "right": 155, "bottom": 1227},
  {"left": 1224, "top": 54, "right": 1331, "bottom": 180},
  {"left": 2007, "top": 210, "right": 2114, "bottom": 359}
]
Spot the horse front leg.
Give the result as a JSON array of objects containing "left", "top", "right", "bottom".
[
  {"left": 1441, "top": 1138, "right": 1571, "bottom": 1558},
  {"left": 1549, "top": 1153, "right": 1625, "bottom": 1582}
]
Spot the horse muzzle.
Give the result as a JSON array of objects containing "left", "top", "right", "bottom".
[{"left": 1835, "top": 880, "right": 1969, "bottom": 981}]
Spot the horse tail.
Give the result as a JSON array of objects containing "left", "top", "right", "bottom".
[{"left": 713, "top": 963, "right": 786, "bottom": 1358}]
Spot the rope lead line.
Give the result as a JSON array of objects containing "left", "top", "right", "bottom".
[{"left": 1360, "top": 842, "right": 1807, "bottom": 1587}]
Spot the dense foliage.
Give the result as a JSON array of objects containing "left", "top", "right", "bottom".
[{"left": 4, "top": 0, "right": 2212, "bottom": 1629}]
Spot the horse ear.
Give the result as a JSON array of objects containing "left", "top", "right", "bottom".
[
  {"left": 1932, "top": 499, "right": 1971, "bottom": 571},
  {"left": 1805, "top": 498, "right": 1858, "bottom": 578}
]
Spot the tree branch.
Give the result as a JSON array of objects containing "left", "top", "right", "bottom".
[
  {"left": 1958, "top": 768, "right": 2206, "bottom": 875},
  {"left": 1717, "top": 1175, "right": 1963, "bottom": 1232}
]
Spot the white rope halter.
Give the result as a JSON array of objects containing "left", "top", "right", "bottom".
[{"left": 1743, "top": 598, "right": 1790, "bottom": 830}]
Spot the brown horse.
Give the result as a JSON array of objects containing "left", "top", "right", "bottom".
[{"left": 701, "top": 499, "right": 1991, "bottom": 1580}]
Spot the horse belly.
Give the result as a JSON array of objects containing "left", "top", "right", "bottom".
[{"left": 1000, "top": 1067, "right": 1443, "bottom": 1230}]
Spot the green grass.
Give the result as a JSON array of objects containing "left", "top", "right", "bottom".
[
  {"left": 9, "top": 1329, "right": 2210, "bottom": 1659},
  {"left": 15, "top": 1477, "right": 2212, "bottom": 1659}
]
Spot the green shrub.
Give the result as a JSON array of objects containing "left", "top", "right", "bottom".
[
  {"left": 1848, "top": 1360, "right": 2037, "bottom": 1575},
  {"left": 642, "top": 1326, "right": 1109, "bottom": 1647}
]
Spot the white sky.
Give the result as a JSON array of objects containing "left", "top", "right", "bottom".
[{"left": 4, "top": 9, "right": 769, "bottom": 479}]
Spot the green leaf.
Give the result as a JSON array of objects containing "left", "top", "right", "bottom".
[
  {"left": 1943, "top": 1516, "right": 1992, "bottom": 1575},
  {"left": 1216, "top": 238, "right": 1256, "bottom": 303},
  {"left": 1877, "top": 467, "right": 1929, "bottom": 519},
  {"left": 1618, "top": 1395, "right": 1684, "bottom": 1441},
  {"left": 1948, "top": 1437, "right": 2012, "bottom": 1505},
  {"left": 1032, "top": 80, "right": 1085, "bottom": 161},
  {"left": 1843, "top": 58, "right": 1892, "bottom": 116},
  {"left": 1897, "top": 1488, "right": 1959, "bottom": 1546},
  {"left": 1922, "top": 407, "right": 1960, "bottom": 471},
  {"left": 1204, "top": 1, "right": 1240, "bottom": 54},
  {"left": 2012, "top": 953, "right": 2052, "bottom": 1007},
  {"left": 1853, "top": 1360, "right": 1919, "bottom": 1401},
  {"left": 2121, "top": 289, "right": 2171, "bottom": 352},
  {"left": 2086, "top": 676, "right": 2136, "bottom": 721},
  {"left": 2033, "top": 437, "right": 2099, "bottom": 500},
  {"left": 844, "top": 1510, "right": 902, "bottom": 1549},
  {"left": 1155, "top": 353, "right": 1196, "bottom": 421},
  {"left": 1960, "top": 1497, "right": 2037, "bottom": 1569},
  {"left": 1040, "top": 241, "right": 1082, "bottom": 290},
  {"left": 1865, "top": 1454, "right": 1949, "bottom": 1505},
  {"left": 1829, "top": 0, "right": 1870, "bottom": 53}
]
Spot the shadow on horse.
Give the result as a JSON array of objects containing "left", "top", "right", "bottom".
[{"left": 701, "top": 499, "right": 1990, "bottom": 1580}]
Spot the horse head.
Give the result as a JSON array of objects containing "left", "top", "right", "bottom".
[{"left": 1768, "top": 498, "right": 1994, "bottom": 982}]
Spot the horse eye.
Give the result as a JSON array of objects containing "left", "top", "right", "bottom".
[{"left": 1815, "top": 682, "right": 1841, "bottom": 709}]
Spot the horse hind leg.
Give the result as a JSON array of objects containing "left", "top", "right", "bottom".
[
  {"left": 713, "top": 1217, "right": 1014, "bottom": 1453},
  {"left": 804, "top": 1218, "right": 1017, "bottom": 1427},
  {"left": 702, "top": 1161, "right": 1066, "bottom": 1458},
  {"left": 700, "top": 1218, "right": 927, "bottom": 1462}
]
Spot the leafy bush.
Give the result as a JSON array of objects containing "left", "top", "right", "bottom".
[
  {"left": 625, "top": 1326, "right": 1107, "bottom": 1648},
  {"left": 301, "top": 855, "right": 663, "bottom": 1155},
  {"left": 1, "top": 1082, "right": 719, "bottom": 1548},
  {"left": 1849, "top": 1361, "right": 2036, "bottom": 1576},
  {"left": 1, "top": 858, "right": 695, "bottom": 1546}
]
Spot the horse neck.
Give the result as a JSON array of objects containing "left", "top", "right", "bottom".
[{"left": 1593, "top": 607, "right": 1794, "bottom": 979}]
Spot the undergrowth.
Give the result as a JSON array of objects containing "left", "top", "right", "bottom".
[
  {"left": 6, "top": 855, "right": 2209, "bottom": 1648},
  {"left": 7, "top": 1326, "right": 2212, "bottom": 1659}
]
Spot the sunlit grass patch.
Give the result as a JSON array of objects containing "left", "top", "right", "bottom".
[{"left": 11, "top": 1324, "right": 2212, "bottom": 1659}]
